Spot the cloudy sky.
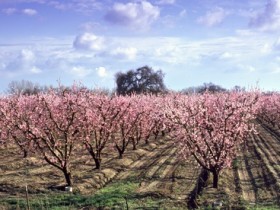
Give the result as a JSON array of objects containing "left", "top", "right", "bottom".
[{"left": 1, "top": 0, "right": 280, "bottom": 92}]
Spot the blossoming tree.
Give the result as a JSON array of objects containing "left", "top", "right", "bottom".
[{"left": 165, "top": 92, "right": 258, "bottom": 188}]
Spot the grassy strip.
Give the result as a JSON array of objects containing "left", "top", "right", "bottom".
[
  {"left": 0, "top": 181, "right": 139, "bottom": 209},
  {"left": 1, "top": 181, "right": 279, "bottom": 209},
  {"left": 0, "top": 180, "right": 171, "bottom": 209}
]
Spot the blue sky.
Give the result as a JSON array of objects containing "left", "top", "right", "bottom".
[{"left": 0, "top": 0, "right": 280, "bottom": 92}]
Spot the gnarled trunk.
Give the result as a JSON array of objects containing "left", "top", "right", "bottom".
[
  {"left": 212, "top": 170, "right": 219, "bottom": 189},
  {"left": 23, "top": 149, "right": 28, "bottom": 158},
  {"left": 84, "top": 143, "right": 102, "bottom": 170},
  {"left": 131, "top": 137, "right": 137, "bottom": 150},
  {"left": 116, "top": 144, "right": 124, "bottom": 159},
  {"left": 62, "top": 168, "right": 72, "bottom": 187},
  {"left": 93, "top": 157, "right": 101, "bottom": 170}
]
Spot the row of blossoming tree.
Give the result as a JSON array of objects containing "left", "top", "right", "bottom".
[
  {"left": 0, "top": 85, "right": 263, "bottom": 189},
  {"left": 257, "top": 92, "right": 280, "bottom": 129}
]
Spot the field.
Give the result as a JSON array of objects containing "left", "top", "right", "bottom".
[{"left": 0, "top": 120, "right": 279, "bottom": 209}]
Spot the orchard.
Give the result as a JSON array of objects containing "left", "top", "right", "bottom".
[{"left": 0, "top": 85, "right": 262, "bottom": 191}]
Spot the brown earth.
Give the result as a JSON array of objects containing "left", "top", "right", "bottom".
[{"left": 0, "top": 121, "right": 279, "bottom": 209}]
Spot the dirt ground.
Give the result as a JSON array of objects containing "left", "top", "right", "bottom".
[{"left": 0, "top": 121, "right": 279, "bottom": 209}]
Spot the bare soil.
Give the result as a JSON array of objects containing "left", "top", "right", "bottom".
[{"left": 0, "top": 122, "right": 279, "bottom": 209}]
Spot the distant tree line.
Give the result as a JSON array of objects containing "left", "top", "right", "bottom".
[
  {"left": 7, "top": 80, "right": 45, "bottom": 96},
  {"left": 6, "top": 66, "right": 247, "bottom": 96},
  {"left": 6, "top": 80, "right": 112, "bottom": 96},
  {"left": 180, "top": 83, "right": 245, "bottom": 94},
  {"left": 115, "top": 66, "right": 246, "bottom": 95}
]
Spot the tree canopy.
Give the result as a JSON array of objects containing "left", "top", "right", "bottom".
[{"left": 115, "top": 66, "right": 166, "bottom": 95}]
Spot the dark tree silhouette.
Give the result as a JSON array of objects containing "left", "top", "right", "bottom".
[
  {"left": 181, "top": 83, "right": 227, "bottom": 95},
  {"left": 197, "top": 83, "right": 226, "bottom": 93},
  {"left": 115, "top": 66, "right": 166, "bottom": 95}
]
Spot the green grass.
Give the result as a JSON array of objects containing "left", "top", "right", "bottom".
[
  {"left": 1, "top": 180, "right": 278, "bottom": 209},
  {"left": 89, "top": 180, "right": 139, "bottom": 208},
  {"left": 0, "top": 180, "right": 174, "bottom": 209},
  {"left": 0, "top": 181, "right": 141, "bottom": 209},
  {"left": 245, "top": 204, "right": 280, "bottom": 210}
]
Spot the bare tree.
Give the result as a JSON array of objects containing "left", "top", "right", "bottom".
[{"left": 7, "top": 80, "right": 42, "bottom": 96}]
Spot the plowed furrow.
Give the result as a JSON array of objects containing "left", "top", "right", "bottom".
[
  {"left": 129, "top": 143, "right": 170, "bottom": 169},
  {"left": 170, "top": 160, "right": 200, "bottom": 200},
  {"left": 257, "top": 125, "right": 280, "bottom": 160},
  {"left": 254, "top": 134, "right": 280, "bottom": 175},
  {"left": 237, "top": 151, "right": 257, "bottom": 203},
  {"left": 137, "top": 144, "right": 176, "bottom": 178},
  {"left": 251, "top": 134, "right": 280, "bottom": 189},
  {"left": 258, "top": 121, "right": 280, "bottom": 143},
  {"left": 145, "top": 147, "right": 177, "bottom": 178},
  {"left": 157, "top": 151, "right": 179, "bottom": 179},
  {"left": 116, "top": 143, "right": 174, "bottom": 180}
]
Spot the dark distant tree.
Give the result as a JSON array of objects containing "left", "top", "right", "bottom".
[
  {"left": 181, "top": 83, "right": 226, "bottom": 95},
  {"left": 7, "top": 80, "right": 42, "bottom": 96},
  {"left": 197, "top": 83, "right": 226, "bottom": 94},
  {"left": 115, "top": 66, "right": 166, "bottom": 95},
  {"left": 232, "top": 85, "right": 245, "bottom": 92},
  {"left": 180, "top": 87, "right": 197, "bottom": 95}
]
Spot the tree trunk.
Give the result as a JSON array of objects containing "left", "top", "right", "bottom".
[
  {"left": 115, "top": 145, "right": 124, "bottom": 159},
  {"left": 132, "top": 143, "right": 137, "bottom": 150},
  {"left": 154, "top": 131, "right": 159, "bottom": 141},
  {"left": 132, "top": 138, "right": 137, "bottom": 150},
  {"left": 85, "top": 144, "right": 102, "bottom": 170},
  {"left": 63, "top": 169, "right": 72, "bottom": 187},
  {"left": 212, "top": 170, "right": 219, "bottom": 188},
  {"left": 23, "top": 150, "right": 28, "bottom": 158},
  {"left": 145, "top": 138, "right": 149, "bottom": 144},
  {"left": 93, "top": 157, "right": 101, "bottom": 170}
]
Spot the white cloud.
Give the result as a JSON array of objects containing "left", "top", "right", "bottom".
[
  {"left": 261, "top": 43, "right": 272, "bottom": 53},
  {"left": 20, "top": 49, "right": 35, "bottom": 61},
  {"left": 220, "top": 52, "right": 234, "bottom": 59},
  {"left": 250, "top": 0, "right": 280, "bottom": 32},
  {"left": 2, "top": 8, "right": 17, "bottom": 15},
  {"left": 248, "top": 66, "right": 256, "bottom": 72},
  {"left": 2, "top": 0, "right": 101, "bottom": 14},
  {"left": 70, "top": 66, "right": 93, "bottom": 77},
  {"left": 111, "top": 47, "right": 138, "bottom": 60},
  {"left": 105, "top": 1, "right": 160, "bottom": 30},
  {"left": 197, "top": 7, "right": 228, "bottom": 27},
  {"left": 48, "top": 0, "right": 101, "bottom": 13},
  {"left": 238, "top": 64, "right": 256, "bottom": 73},
  {"left": 0, "top": 48, "right": 42, "bottom": 75},
  {"left": 235, "top": 29, "right": 258, "bottom": 36},
  {"left": 156, "top": 0, "right": 176, "bottom": 5},
  {"left": 73, "top": 33, "right": 105, "bottom": 51},
  {"left": 96, "top": 66, "right": 108, "bottom": 77},
  {"left": 22, "top": 8, "right": 37, "bottom": 16},
  {"left": 0, "top": 34, "right": 277, "bottom": 91},
  {"left": 30, "top": 66, "right": 42, "bottom": 74},
  {"left": 154, "top": 45, "right": 183, "bottom": 64}
]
